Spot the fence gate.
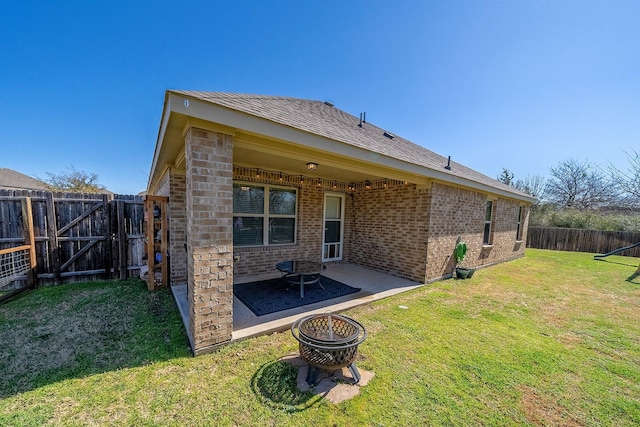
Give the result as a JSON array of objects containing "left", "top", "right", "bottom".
[
  {"left": 1, "top": 190, "right": 145, "bottom": 294},
  {"left": 52, "top": 194, "right": 111, "bottom": 280}
]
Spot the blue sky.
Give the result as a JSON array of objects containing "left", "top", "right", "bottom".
[{"left": 1, "top": 1, "right": 638, "bottom": 195}]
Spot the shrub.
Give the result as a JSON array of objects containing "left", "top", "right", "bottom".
[{"left": 530, "top": 205, "right": 640, "bottom": 231}]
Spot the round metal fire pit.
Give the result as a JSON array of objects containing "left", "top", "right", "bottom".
[{"left": 291, "top": 313, "right": 367, "bottom": 384}]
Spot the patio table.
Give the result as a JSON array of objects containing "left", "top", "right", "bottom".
[{"left": 275, "top": 260, "right": 326, "bottom": 298}]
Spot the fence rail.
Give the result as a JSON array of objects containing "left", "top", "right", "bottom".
[
  {"left": 527, "top": 226, "right": 640, "bottom": 257},
  {"left": 0, "top": 189, "right": 145, "bottom": 288}
]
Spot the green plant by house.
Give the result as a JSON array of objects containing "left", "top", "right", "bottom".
[{"left": 454, "top": 240, "right": 468, "bottom": 266}]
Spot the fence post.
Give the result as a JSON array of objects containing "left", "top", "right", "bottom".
[
  {"left": 102, "top": 194, "right": 112, "bottom": 279},
  {"left": 44, "top": 191, "right": 60, "bottom": 283},
  {"left": 21, "top": 197, "right": 37, "bottom": 287},
  {"left": 117, "top": 199, "right": 127, "bottom": 280}
]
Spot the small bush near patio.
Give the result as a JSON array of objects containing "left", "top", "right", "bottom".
[{"left": 1, "top": 249, "right": 639, "bottom": 426}]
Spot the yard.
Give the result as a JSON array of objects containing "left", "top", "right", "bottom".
[{"left": 1, "top": 249, "right": 638, "bottom": 426}]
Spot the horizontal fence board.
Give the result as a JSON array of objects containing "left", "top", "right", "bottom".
[
  {"left": 527, "top": 227, "right": 640, "bottom": 257},
  {"left": 0, "top": 190, "right": 144, "bottom": 287}
]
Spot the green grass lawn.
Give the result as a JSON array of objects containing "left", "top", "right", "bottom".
[{"left": 1, "top": 249, "right": 639, "bottom": 426}]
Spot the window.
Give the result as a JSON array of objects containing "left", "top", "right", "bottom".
[
  {"left": 483, "top": 200, "right": 494, "bottom": 245},
  {"left": 516, "top": 206, "right": 523, "bottom": 241},
  {"left": 233, "top": 183, "right": 296, "bottom": 246}
]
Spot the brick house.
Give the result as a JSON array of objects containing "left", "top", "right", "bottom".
[{"left": 147, "top": 90, "right": 535, "bottom": 355}]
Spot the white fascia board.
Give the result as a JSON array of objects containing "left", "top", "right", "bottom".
[
  {"left": 147, "top": 94, "right": 173, "bottom": 191},
  {"left": 168, "top": 92, "right": 536, "bottom": 204}
]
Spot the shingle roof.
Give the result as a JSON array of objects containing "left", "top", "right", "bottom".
[
  {"left": 170, "top": 90, "right": 532, "bottom": 200},
  {"left": 0, "top": 168, "right": 48, "bottom": 190}
]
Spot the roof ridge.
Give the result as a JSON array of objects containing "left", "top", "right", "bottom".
[{"left": 170, "top": 90, "right": 320, "bottom": 103}]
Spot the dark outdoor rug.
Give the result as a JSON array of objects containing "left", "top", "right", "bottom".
[{"left": 234, "top": 276, "right": 361, "bottom": 317}]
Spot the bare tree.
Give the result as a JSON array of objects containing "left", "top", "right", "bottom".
[
  {"left": 44, "top": 166, "right": 106, "bottom": 193},
  {"left": 496, "top": 167, "right": 545, "bottom": 200},
  {"left": 608, "top": 149, "right": 640, "bottom": 209},
  {"left": 546, "top": 159, "right": 613, "bottom": 209},
  {"left": 513, "top": 174, "right": 546, "bottom": 202}
]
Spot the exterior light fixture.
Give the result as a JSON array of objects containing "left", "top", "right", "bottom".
[
  {"left": 306, "top": 162, "right": 318, "bottom": 171},
  {"left": 365, "top": 181, "right": 371, "bottom": 189}
]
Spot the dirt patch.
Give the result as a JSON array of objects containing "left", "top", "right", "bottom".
[
  {"left": 519, "top": 385, "right": 583, "bottom": 426},
  {"left": 556, "top": 332, "right": 584, "bottom": 347}
]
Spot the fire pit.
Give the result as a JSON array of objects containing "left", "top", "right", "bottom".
[{"left": 291, "top": 313, "right": 367, "bottom": 385}]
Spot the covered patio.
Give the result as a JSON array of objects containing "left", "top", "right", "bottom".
[
  {"left": 171, "top": 263, "right": 422, "bottom": 347},
  {"left": 147, "top": 91, "right": 533, "bottom": 355}
]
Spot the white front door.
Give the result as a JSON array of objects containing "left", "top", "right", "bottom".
[{"left": 322, "top": 193, "right": 344, "bottom": 261}]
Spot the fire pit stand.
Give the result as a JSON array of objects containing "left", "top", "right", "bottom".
[{"left": 291, "top": 313, "right": 367, "bottom": 385}]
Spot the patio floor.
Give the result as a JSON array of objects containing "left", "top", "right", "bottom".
[{"left": 171, "top": 263, "right": 423, "bottom": 350}]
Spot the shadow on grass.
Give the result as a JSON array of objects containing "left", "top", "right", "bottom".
[
  {"left": 250, "top": 360, "right": 319, "bottom": 412},
  {"left": 594, "top": 258, "right": 638, "bottom": 268},
  {"left": 0, "top": 279, "right": 191, "bottom": 399},
  {"left": 626, "top": 271, "right": 640, "bottom": 284}
]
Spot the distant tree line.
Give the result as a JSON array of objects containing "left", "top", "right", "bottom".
[{"left": 498, "top": 150, "right": 640, "bottom": 232}]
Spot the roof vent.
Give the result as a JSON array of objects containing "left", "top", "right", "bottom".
[
  {"left": 383, "top": 131, "right": 395, "bottom": 139},
  {"left": 358, "top": 112, "right": 367, "bottom": 127},
  {"left": 444, "top": 156, "right": 452, "bottom": 170},
  {"left": 324, "top": 101, "right": 334, "bottom": 107}
]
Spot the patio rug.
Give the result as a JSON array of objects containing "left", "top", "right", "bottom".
[{"left": 234, "top": 276, "right": 361, "bottom": 317}]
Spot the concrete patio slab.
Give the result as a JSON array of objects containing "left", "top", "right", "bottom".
[{"left": 171, "top": 263, "right": 423, "bottom": 350}]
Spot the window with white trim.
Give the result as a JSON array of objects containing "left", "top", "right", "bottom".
[
  {"left": 516, "top": 206, "right": 523, "bottom": 241},
  {"left": 233, "top": 183, "right": 297, "bottom": 246},
  {"left": 483, "top": 200, "right": 494, "bottom": 245}
]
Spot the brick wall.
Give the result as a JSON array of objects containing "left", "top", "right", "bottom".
[
  {"left": 168, "top": 172, "right": 187, "bottom": 284},
  {"left": 153, "top": 169, "right": 187, "bottom": 285},
  {"left": 185, "top": 127, "right": 233, "bottom": 354},
  {"left": 480, "top": 196, "right": 528, "bottom": 265},
  {"left": 425, "top": 182, "right": 526, "bottom": 280},
  {"left": 231, "top": 179, "right": 530, "bottom": 285},
  {"left": 155, "top": 172, "right": 170, "bottom": 197},
  {"left": 348, "top": 184, "right": 431, "bottom": 282}
]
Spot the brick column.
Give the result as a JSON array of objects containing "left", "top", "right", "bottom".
[
  {"left": 185, "top": 127, "right": 234, "bottom": 355},
  {"left": 169, "top": 171, "right": 187, "bottom": 284}
]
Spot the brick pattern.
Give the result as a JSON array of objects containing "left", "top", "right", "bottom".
[
  {"left": 425, "top": 183, "right": 527, "bottom": 280},
  {"left": 347, "top": 184, "right": 431, "bottom": 282},
  {"left": 169, "top": 172, "right": 187, "bottom": 284},
  {"left": 231, "top": 179, "right": 528, "bottom": 285},
  {"left": 185, "top": 128, "right": 234, "bottom": 354},
  {"left": 155, "top": 172, "right": 170, "bottom": 197},
  {"left": 173, "top": 136, "right": 529, "bottom": 355},
  {"left": 482, "top": 197, "right": 529, "bottom": 264},
  {"left": 152, "top": 170, "right": 187, "bottom": 285}
]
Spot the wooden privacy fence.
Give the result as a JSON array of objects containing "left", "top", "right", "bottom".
[
  {"left": 0, "top": 189, "right": 145, "bottom": 289},
  {"left": 527, "top": 226, "right": 640, "bottom": 257}
]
